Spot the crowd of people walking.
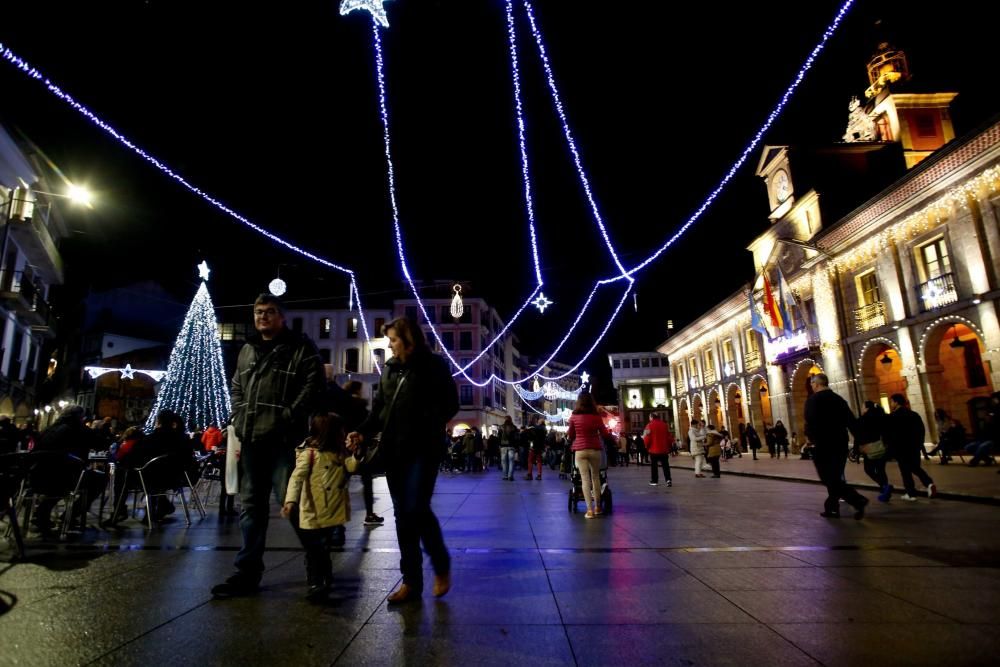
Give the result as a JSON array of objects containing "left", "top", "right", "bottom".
[{"left": 5, "top": 290, "right": 1000, "bottom": 605}]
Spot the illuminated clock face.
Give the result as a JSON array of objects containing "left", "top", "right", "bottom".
[{"left": 773, "top": 169, "right": 791, "bottom": 202}]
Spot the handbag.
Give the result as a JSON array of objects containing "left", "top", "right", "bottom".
[
  {"left": 359, "top": 371, "right": 408, "bottom": 475},
  {"left": 224, "top": 425, "right": 241, "bottom": 495},
  {"left": 859, "top": 439, "right": 887, "bottom": 460}
]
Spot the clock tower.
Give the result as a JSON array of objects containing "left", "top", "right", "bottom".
[{"left": 755, "top": 145, "right": 794, "bottom": 221}]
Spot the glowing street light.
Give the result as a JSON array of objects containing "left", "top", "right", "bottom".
[{"left": 66, "top": 183, "right": 94, "bottom": 207}]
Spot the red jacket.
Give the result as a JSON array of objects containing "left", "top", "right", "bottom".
[
  {"left": 202, "top": 426, "right": 224, "bottom": 451},
  {"left": 643, "top": 418, "right": 674, "bottom": 455},
  {"left": 567, "top": 413, "right": 609, "bottom": 451}
]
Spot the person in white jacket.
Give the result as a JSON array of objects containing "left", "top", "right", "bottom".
[{"left": 688, "top": 420, "right": 708, "bottom": 478}]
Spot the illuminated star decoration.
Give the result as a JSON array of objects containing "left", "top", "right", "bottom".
[
  {"left": 197, "top": 261, "right": 211, "bottom": 282},
  {"left": 580, "top": 371, "right": 590, "bottom": 385},
  {"left": 120, "top": 364, "right": 136, "bottom": 380},
  {"left": 532, "top": 292, "right": 553, "bottom": 313},
  {"left": 339, "top": 0, "right": 393, "bottom": 28}
]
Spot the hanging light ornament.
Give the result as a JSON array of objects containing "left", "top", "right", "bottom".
[
  {"left": 450, "top": 284, "right": 464, "bottom": 319},
  {"left": 269, "top": 266, "right": 287, "bottom": 296},
  {"left": 268, "top": 277, "right": 287, "bottom": 296}
]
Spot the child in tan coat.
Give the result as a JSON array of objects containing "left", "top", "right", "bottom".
[{"left": 282, "top": 413, "right": 358, "bottom": 600}]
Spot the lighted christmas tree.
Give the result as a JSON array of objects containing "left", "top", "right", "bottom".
[{"left": 145, "top": 262, "right": 231, "bottom": 431}]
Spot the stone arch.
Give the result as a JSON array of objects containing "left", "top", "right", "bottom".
[
  {"left": 857, "top": 339, "right": 906, "bottom": 411},
  {"left": 748, "top": 374, "right": 772, "bottom": 431},
  {"left": 726, "top": 382, "right": 745, "bottom": 435},
  {"left": 676, "top": 398, "right": 690, "bottom": 441},
  {"left": 923, "top": 320, "right": 995, "bottom": 436},
  {"left": 706, "top": 387, "right": 723, "bottom": 430},
  {"left": 0, "top": 396, "right": 13, "bottom": 417},
  {"left": 692, "top": 394, "right": 704, "bottom": 423},
  {"left": 789, "top": 359, "right": 823, "bottom": 439}
]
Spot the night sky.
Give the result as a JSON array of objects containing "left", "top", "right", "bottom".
[{"left": 1, "top": 0, "right": 997, "bottom": 397}]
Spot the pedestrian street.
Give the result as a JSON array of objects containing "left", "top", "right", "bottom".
[{"left": 2, "top": 465, "right": 999, "bottom": 666}]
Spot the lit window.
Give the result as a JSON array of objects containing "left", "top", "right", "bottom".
[
  {"left": 653, "top": 387, "right": 668, "bottom": 407},
  {"left": 348, "top": 317, "right": 359, "bottom": 339}
]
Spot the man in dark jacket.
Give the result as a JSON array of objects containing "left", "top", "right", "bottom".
[
  {"left": 0, "top": 416, "right": 19, "bottom": 454},
  {"left": 32, "top": 406, "right": 106, "bottom": 534},
  {"left": 883, "top": 393, "right": 936, "bottom": 500},
  {"left": 803, "top": 373, "right": 868, "bottom": 519},
  {"left": 524, "top": 417, "right": 547, "bottom": 480},
  {"left": 212, "top": 293, "right": 324, "bottom": 598}
]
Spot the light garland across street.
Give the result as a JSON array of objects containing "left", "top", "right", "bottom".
[{"left": 0, "top": 0, "right": 859, "bottom": 388}]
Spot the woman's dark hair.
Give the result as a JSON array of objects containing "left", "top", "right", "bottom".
[
  {"left": 573, "top": 391, "right": 598, "bottom": 415},
  {"left": 383, "top": 316, "right": 429, "bottom": 356},
  {"left": 308, "top": 412, "right": 347, "bottom": 455},
  {"left": 342, "top": 380, "right": 363, "bottom": 396}
]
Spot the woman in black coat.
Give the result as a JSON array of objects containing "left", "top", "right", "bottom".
[{"left": 349, "top": 317, "right": 459, "bottom": 604}]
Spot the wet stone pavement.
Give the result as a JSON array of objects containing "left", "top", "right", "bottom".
[{"left": 2, "top": 464, "right": 1000, "bottom": 666}]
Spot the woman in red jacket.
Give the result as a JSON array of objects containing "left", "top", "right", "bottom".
[{"left": 566, "top": 392, "right": 610, "bottom": 519}]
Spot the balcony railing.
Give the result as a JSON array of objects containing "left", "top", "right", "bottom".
[
  {"left": 703, "top": 368, "right": 717, "bottom": 384},
  {"left": 687, "top": 377, "right": 701, "bottom": 390},
  {"left": 919, "top": 273, "right": 958, "bottom": 311},
  {"left": 744, "top": 350, "right": 761, "bottom": 369},
  {"left": 722, "top": 361, "right": 736, "bottom": 378},
  {"left": 0, "top": 270, "right": 50, "bottom": 327},
  {"left": 854, "top": 301, "right": 887, "bottom": 333}
]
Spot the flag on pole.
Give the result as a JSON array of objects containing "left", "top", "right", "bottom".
[
  {"left": 762, "top": 272, "right": 785, "bottom": 332},
  {"left": 776, "top": 267, "right": 798, "bottom": 335},
  {"left": 749, "top": 290, "right": 770, "bottom": 340}
]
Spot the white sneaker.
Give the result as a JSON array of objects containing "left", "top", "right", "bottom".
[
  {"left": 927, "top": 483, "right": 937, "bottom": 499},
  {"left": 900, "top": 494, "right": 918, "bottom": 502},
  {"left": 666, "top": 480, "right": 672, "bottom": 487}
]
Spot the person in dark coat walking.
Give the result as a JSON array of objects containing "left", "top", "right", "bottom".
[
  {"left": 212, "top": 293, "right": 325, "bottom": 598},
  {"left": 745, "top": 423, "right": 762, "bottom": 460},
  {"left": 883, "top": 394, "right": 937, "bottom": 500},
  {"left": 773, "top": 420, "right": 789, "bottom": 458},
  {"left": 803, "top": 373, "right": 868, "bottom": 519},
  {"left": 855, "top": 401, "right": 892, "bottom": 502},
  {"left": 349, "top": 316, "right": 459, "bottom": 604}
]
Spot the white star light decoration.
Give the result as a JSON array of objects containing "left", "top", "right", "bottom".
[
  {"left": 532, "top": 292, "right": 553, "bottom": 313},
  {"left": 580, "top": 371, "right": 590, "bottom": 385},
  {"left": 198, "top": 261, "right": 211, "bottom": 281},
  {"left": 84, "top": 365, "right": 167, "bottom": 382},
  {"left": 340, "top": 0, "right": 393, "bottom": 28}
]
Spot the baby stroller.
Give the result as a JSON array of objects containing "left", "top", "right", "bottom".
[{"left": 568, "top": 449, "right": 612, "bottom": 514}]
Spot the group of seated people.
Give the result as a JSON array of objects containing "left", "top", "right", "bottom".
[
  {"left": 931, "top": 396, "right": 999, "bottom": 466},
  {"left": 14, "top": 406, "right": 206, "bottom": 533}
]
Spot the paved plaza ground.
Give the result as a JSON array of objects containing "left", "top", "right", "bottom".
[{"left": 2, "top": 461, "right": 1000, "bottom": 666}]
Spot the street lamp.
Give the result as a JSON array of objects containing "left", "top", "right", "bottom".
[{"left": 1, "top": 182, "right": 95, "bottom": 283}]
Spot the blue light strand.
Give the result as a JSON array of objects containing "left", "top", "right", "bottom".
[
  {"left": 371, "top": 19, "right": 630, "bottom": 388},
  {"left": 371, "top": 19, "right": 531, "bottom": 385},
  {"left": 505, "top": 0, "right": 542, "bottom": 287},
  {"left": 350, "top": 276, "right": 381, "bottom": 375},
  {"left": 595, "top": 0, "right": 858, "bottom": 284},
  {"left": 0, "top": 39, "right": 381, "bottom": 375},
  {"left": 518, "top": 0, "right": 629, "bottom": 279},
  {"left": 0, "top": 42, "right": 355, "bottom": 278}
]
